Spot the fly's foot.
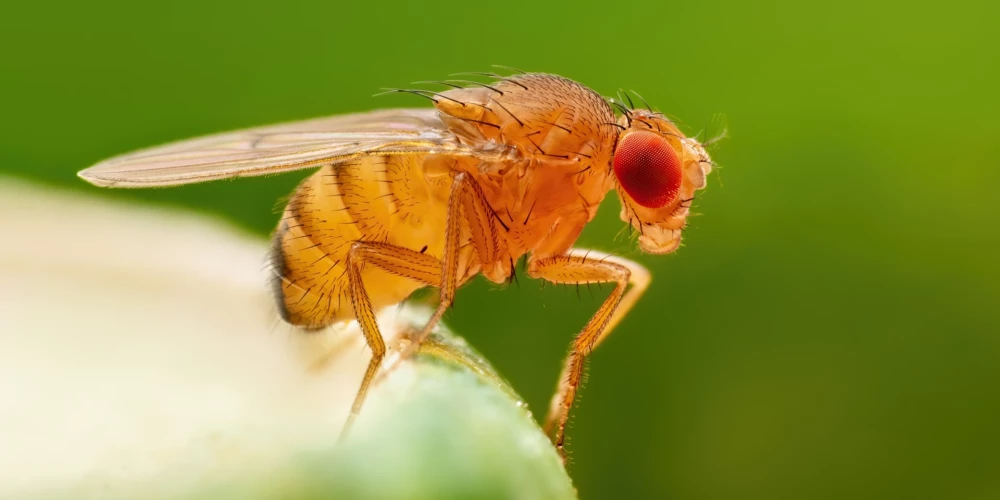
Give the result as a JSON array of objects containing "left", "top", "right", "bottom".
[
  {"left": 374, "top": 325, "right": 430, "bottom": 386},
  {"left": 543, "top": 410, "right": 570, "bottom": 464}
]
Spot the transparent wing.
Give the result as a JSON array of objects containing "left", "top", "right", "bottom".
[{"left": 79, "top": 108, "right": 480, "bottom": 188}]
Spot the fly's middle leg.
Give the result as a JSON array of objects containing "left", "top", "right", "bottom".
[
  {"left": 340, "top": 172, "right": 503, "bottom": 438},
  {"left": 527, "top": 249, "right": 650, "bottom": 459},
  {"left": 398, "top": 171, "right": 503, "bottom": 358}
]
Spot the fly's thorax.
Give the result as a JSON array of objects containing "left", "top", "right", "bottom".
[
  {"left": 610, "top": 110, "right": 713, "bottom": 254},
  {"left": 461, "top": 154, "right": 613, "bottom": 263},
  {"left": 433, "top": 73, "right": 618, "bottom": 167},
  {"left": 429, "top": 73, "right": 624, "bottom": 259}
]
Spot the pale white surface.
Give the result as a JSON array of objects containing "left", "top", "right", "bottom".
[{"left": 0, "top": 179, "right": 401, "bottom": 497}]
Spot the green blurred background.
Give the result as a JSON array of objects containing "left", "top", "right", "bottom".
[{"left": 3, "top": 1, "right": 999, "bottom": 498}]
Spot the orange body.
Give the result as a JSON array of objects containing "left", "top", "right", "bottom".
[{"left": 272, "top": 74, "right": 709, "bottom": 329}]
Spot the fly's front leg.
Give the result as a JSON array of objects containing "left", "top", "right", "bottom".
[
  {"left": 527, "top": 249, "right": 651, "bottom": 457},
  {"left": 341, "top": 241, "right": 442, "bottom": 439}
]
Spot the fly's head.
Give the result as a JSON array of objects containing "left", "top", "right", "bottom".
[{"left": 610, "top": 109, "right": 713, "bottom": 254}]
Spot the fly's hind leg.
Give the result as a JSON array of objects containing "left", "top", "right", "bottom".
[
  {"left": 527, "top": 249, "right": 650, "bottom": 458},
  {"left": 341, "top": 241, "right": 442, "bottom": 439}
]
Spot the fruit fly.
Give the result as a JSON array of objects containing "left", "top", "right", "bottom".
[{"left": 79, "top": 71, "right": 714, "bottom": 456}]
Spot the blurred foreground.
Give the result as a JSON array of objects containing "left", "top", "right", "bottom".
[{"left": 0, "top": 179, "right": 571, "bottom": 500}]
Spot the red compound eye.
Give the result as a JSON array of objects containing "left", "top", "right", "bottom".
[{"left": 612, "top": 131, "right": 683, "bottom": 208}]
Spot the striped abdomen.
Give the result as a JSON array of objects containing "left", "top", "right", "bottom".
[{"left": 270, "top": 154, "right": 455, "bottom": 329}]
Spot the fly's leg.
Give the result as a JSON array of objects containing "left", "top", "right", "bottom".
[
  {"left": 341, "top": 242, "right": 442, "bottom": 439},
  {"left": 340, "top": 172, "right": 501, "bottom": 438},
  {"left": 527, "top": 249, "right": 650, "bottom": 457},
  {"left": 399, "top": 171, "right": 502, "bottom": 358}
]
